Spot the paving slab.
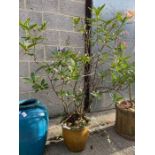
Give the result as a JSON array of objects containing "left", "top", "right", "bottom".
[
  {"left": 45, "top": 126, "right": 135, "bottom": 155},
  {"left": 45, "top": 110, "right": 135, "bottom": 155}
]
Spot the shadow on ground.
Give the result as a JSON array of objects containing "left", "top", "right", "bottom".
[{"left": 45, "top": 126, "right": 135, "bottom": 155}]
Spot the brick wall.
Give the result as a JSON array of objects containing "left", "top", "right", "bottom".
[{"left": 19, "top": 0, "right": 85, "bottom": 116}]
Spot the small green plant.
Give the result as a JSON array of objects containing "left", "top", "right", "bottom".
[
  {"left": 110, "top": 44, "right": 135, "bottom": 103},
  {"left": 20, "top": 18, "right": 92, "bottom": 128},
  {"left": 19, "top": 18, "right": 46, "bottom": 60},
  {"left": 73, "top": 4, "right": 134, "bottom": 107}
]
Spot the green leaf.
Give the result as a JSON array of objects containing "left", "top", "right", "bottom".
[
  {"left": 24, "top": 77, "right": 33, "bottom": 83},
  {"left": 25, "top": 18, "right": 30, "bottom": 25},
  {"left": 90, "top": 91, "right": 102, "bottom": 99},
  {"left": 27, "top": 53, "right": 34, "bottom": 56},
  {"left": 39, "top": 21, "right": 47, "bottom": 31},
  {"left": 29, "top": 23, "right": 38, "bottom": 30},
  {"left": 116, "top": 12, "right": 123, "bottom": 22},
  {"left": 93, "top": 4, "right": 105, "bottom": 17},
  {"left": 73, "top": 17, "right": 80, "bottom": 25},
  {"left": 28, "top": 42, "right": 36, "bottom": 48},
  {"left": 21, "top": 36, "right": 31, "bottom": 41},
  {"left": 41, "top": 79, "right": 45, "bottom": 85},
  {"left": 19, "top": 19, "right": 29, "bottom": 30},
  {"left": 105, "top": 18, "right": 114, "bottom": 26},
  {"left": 122, "top": 17, "right": 128, "bottom": 24},
  {"left": 110, "top": 93, "right": 124, "bottom": 103},
  {"left": 19, "top": 42, "right": 27, "bottom": 51},
  {"left": 31, "top": 72, "right": 35, "bottom": 82}
]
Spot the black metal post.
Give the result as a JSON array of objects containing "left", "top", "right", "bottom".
[{"left": 84, "top": 0, "right": 92, "bottom": 112}]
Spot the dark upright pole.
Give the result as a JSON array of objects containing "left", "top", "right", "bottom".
[{"left": 84, "top": 0, "right": 92, "bottom": 112}]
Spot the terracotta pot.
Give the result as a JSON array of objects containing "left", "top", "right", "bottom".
[
  {"left": 62, "top": 125, "right": 89, "bottom": 152},
  {"left": 115, "top": 101, "right": 135, "bottom": 140}
]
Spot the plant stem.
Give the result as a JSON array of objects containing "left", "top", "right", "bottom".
[
  {"left": 33, "top": 44, "right": 37, "bottom": 63},
  {"left": 47, "top": 75, "right": 68, "bottom": 114},
  {"left": 128, "top": 84, "right": 132, "bottom": 101}
]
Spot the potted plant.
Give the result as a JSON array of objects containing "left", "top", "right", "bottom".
[
  {"left": 73, "top": 4, "right": 135, "bottom": 140},
  {"left": 19, "top": 18, "right": 92, "bottom": 152},
  {"left": 110, "top": 45, "right": 135, "bottom": 140},
  {"left": 19, "top": 4, "right": 135, "bottom": 152}
]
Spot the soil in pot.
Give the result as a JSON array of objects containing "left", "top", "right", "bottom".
[
  {"left": 117, "top": 100, "right": 134, "bottom": 109},
  {"left": 115, "top": 100, "right": 135, "bottom": 140}
]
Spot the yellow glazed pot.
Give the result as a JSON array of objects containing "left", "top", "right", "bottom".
[{"left": 62, "top": 125, "right": 89, "bottom": 152}]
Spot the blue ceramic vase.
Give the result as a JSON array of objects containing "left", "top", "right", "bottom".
[{"left": 19, "top": 99, "right": 48, "bottom": 155}]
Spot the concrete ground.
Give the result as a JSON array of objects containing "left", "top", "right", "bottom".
[{"left": 44, "top": 110, "right": 135, "bottom": 155}]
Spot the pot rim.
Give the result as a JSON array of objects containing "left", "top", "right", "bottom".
[
  {"left": 62, "top": 123, "right": 89, "bottom": 131},
  {"left": 116, "top": 100, "right": 135, "bottom": 113}
]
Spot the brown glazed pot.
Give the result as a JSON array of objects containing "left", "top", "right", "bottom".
[
  {"left": 115, "top": 101, "right": 135, "bottom": 140},
  {"left": 62, "top": 125, "right": 89, "bottom": 152}
]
